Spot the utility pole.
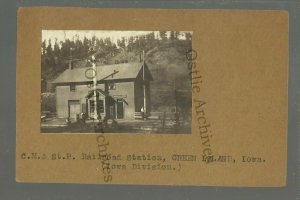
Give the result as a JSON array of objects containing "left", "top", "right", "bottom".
[
  {"left": 174, "top": 79, "right": 179, "bottom": 128},
  {"left": 142, "top": 50, "right": 147, "bottom": 119},
  {"left": 87, "top": 53, "right": 119, "bottom": 122},
  {"left": 91, "top": 55, "right": 98, "bottom": 121},
  {"left": 174, "top": 79, "right": 177, "bottom": 113}
]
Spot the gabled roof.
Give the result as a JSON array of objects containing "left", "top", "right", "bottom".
[
  {"left": 85, "top": 89, "right": 107, "bottom": 98},
  {"left": 52, "top": 62, "right": 152, "bottom": 84}
]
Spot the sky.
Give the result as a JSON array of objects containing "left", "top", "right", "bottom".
[
  {"left": 42, "top": 30, "right": 191, "bottom": 47},
  {"left": 42, "top": 30, "right": 160, "bottom": 43}
]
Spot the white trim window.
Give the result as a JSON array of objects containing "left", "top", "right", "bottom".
[
  {"left": 70, "top": 84, "right": 76, "bottom": 92},
  {"left": 89, "top": 100, "right": 105, "bottom": 114},
  {"left": 108, "top": 82, "right": 116, "bottom": 90}
]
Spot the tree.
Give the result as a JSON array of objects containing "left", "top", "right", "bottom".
[
  {"left": 127, "top": 36, "right": 134, "bottom": 52},
  {"left": 146, "top": 32, "right": 155, "bottom": 50},
  {"left": 174, "top": 31, "right": 180, "bottom": 40},
  {"left": 52, "top": 39, "right": 61, "bottom": 72},
  {"left": 117, "top": 37, "right": 126, "bottom": 49},
  {"left": 46, "top": 39, "right": 53, "bottom": 57},
  {"left": 185, "top": 32, "right": 192, "bottom": 41},
  {"left": 60, "top": 39, "right": 69, "bottom": 59},
  {"left": 138, "top": 35, "right": 146, "bottom": 51},
  {"left": 41, "top": 40, "right": 47, "bottom": 55},
  {"left": 96, "top": 38, "right": 105, "bottom": 49},
  {"left": 159, "top": 31, "right": 167, "bottom": 41},
  {"left": 170, "top": 31, "right": 175, "bottom": 41},
  {"left": 91, "top": 35, "right": 96, "bottom": 47},
  {"left": 53, "top": 39, "right": 60, "bottom": 57},
  {"left": 82, "top": 37, "right": 90, "bottom": 58},
  {"left": 73, "top": 38, "right": 83, "bottom": 59}
]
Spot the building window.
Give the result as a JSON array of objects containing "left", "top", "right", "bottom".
[
  {"left": 108, "top": 82, "right": 116, "bottom": 90},
  {"left": 90, "top": 100, "right": 104, "bottom": 113},
  {"left": 70, "top": 84, "right": 76, "bottom": 92}
]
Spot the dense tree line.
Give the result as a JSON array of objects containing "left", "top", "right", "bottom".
[{"left": 41, "top": 31, "right": 192, "bottom": 90}]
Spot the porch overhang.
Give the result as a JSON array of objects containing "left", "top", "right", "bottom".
[{"left": 85, "top": 89, "right": 107, "bottom": 99}]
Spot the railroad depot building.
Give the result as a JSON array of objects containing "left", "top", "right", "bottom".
[{"left": 52, "top": 62, "right": 153, "bottom": 120}]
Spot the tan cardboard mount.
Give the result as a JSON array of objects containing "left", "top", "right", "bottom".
[{"left": 16, "top": 7, "right": 288, "bottom": 187}]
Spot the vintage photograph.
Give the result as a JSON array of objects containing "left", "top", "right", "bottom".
[{"left": 40, "top": 30, "right": 192, "bottom": 134}]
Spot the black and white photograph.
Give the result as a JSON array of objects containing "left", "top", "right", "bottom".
[{"left": 40, "top": 30, "right": 193, "bottom": 134}]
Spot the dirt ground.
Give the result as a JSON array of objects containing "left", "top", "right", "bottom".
[{"left": 41, "top": 117, "right": 191, "bottom": 134}]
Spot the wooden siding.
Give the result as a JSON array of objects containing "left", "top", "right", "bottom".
[{"left": 55, "top": 82, "right": 136, "bottom": 119}]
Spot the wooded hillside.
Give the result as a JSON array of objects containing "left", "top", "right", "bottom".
[{"left": 41, "top": 31, "right": 192, "bottom": 112}]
